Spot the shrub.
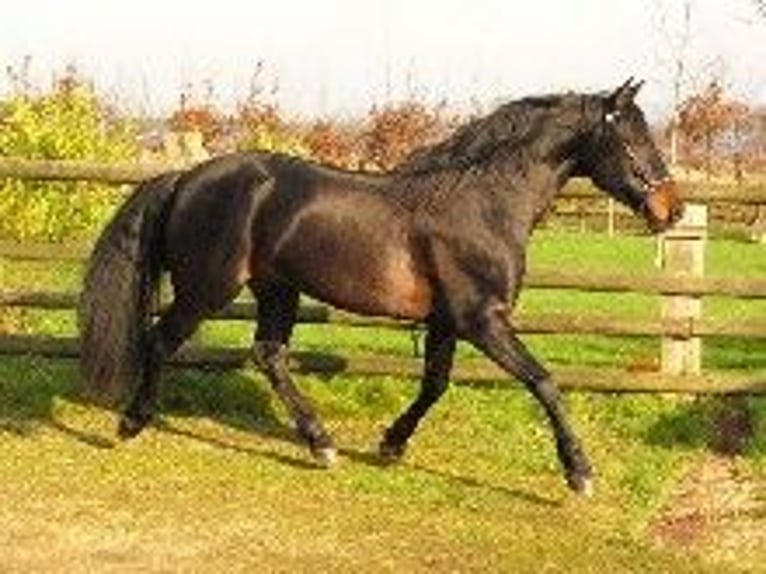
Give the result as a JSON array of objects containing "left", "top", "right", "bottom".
[
  {"left": 362, "top": 101, "right": 449, "bottom": 170},
  {"left": 0, "top": 65, "right": 138, "bottom": 242},
  {"left": 235, "top": 100, "right": 310, "bottom": 157}
]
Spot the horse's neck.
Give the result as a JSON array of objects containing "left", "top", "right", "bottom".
[{"left": 487, "top": 145, "right": 578, "bottom": 244}]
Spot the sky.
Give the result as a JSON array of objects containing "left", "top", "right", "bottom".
[{"left": 1, "top": 0, "right": 765, "bottom": 121}]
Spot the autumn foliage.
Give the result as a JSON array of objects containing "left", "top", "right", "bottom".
[
  {"left": 302, "top": 120, "right": 359, "bottom": 168},
  {"left": 362, "top": 102, "right": 449, "bottom": 170},
  {"left": 168, "top": 97, "right": 223, "bottom": 148},
  {"left": 164, "top": 76, "right": 763, "bottom": 178},
  {"left": 675, "top": 82, "right": 753, "bottom": 174},
  {"left": 163, "top": 78, "right": 452, "bottom": 170}
]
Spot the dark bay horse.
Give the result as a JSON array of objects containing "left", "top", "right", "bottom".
[{"left": 80, "top": 79, "right": 683, "bottom": 494}]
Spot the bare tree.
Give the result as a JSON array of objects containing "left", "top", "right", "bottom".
[{"left": 652, "top": 0, "right": 695, "bottom": 167}]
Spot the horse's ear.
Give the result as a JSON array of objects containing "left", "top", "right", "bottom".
[{"left": 606, "top": 78, "right": 644, "bottom": 112}]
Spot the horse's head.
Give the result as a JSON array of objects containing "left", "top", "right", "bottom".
[{"left": 576, "top": 78, "right": 684, "bottom": 233}]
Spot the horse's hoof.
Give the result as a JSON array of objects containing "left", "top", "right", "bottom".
[
  {"left": 378, "top": 441, "right": 406, "bottom": 464},
  {"left": 567, "top": 473, "right": 595, "bottom": 497},
  {"left": 117, "top": 416, "right": 147, "bottom": 440},
  {"left": 312, "top": 446, "right": 338, "bottom": 468}
]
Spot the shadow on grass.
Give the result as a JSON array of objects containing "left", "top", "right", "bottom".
[
  {"left": 339, "top": 447, "right": 562, "bottom": 508},
  {"left": 0, "top": 355, "right": 76, "bottom": 436},
  {"left": 644, "top": 395, "right": 758, "bottom": 457},
  {"left": 158, "top": 364, "right": 286, "bottom": 434},
  {"left": 47, "top": 418, "right": 118, "bottom": 449},
  {"left": 0, "top": 352, "right": 406, "bottom": 470},
  {"left": 0, "top": 354, "right": 293, "bottom": 449},
  {"left": 156, "top": 422, "right": 323, "bottom": 471}
]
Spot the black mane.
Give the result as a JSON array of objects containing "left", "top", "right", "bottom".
[{"left": 395, "top": 93, "right": 589, "bottom": 175}]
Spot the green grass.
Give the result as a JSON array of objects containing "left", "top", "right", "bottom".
[{"left": 0, "top": 354, "right": 741, "bottom": 571}]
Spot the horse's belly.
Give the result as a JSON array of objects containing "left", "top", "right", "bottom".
[{"left": 273, "top": 204, "right": 432, "bottom": 320}]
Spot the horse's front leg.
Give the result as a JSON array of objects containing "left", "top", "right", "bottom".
[{"left": 465, "top": 301, "right": 593, "bottom": 495}]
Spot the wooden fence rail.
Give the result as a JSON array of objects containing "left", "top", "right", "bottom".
[
  {"left": 0, "top": 157, "right": 178, "bottom": 185},
  {"left": 0, "top": 333, "right": 763, "bottom": 395},
  {"left": 2, "top": 156, "right": 766, "bottom": 203}
]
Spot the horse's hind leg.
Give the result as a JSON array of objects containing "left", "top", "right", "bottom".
[
  {"left": 252, "top": 282, "right": 336, "bottom": 466},
  {"left": 118, "top": 297, "right": 206, "bottom": 438}
]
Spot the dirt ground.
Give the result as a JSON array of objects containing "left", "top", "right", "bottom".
[
  {"left": 651, "top": 398, "right": 766, "bottom": 573},
  {"left": 651, "top": 455, "right": 765, "bottom": 572}
]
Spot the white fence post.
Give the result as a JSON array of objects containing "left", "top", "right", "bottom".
[{"left": 660, "top": 203, "right": 708, "bottom": 376}]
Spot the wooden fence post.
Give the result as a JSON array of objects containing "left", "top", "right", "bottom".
[{"left": 660, "top": 203, "right": 708, "bottom": 375}]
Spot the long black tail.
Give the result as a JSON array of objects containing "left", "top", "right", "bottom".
[{"left": 78, "top": 172, "right": 180, "bottom": 404}]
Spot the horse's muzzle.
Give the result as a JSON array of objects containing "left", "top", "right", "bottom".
[{"left": 643, "top": 179, "right": 684, "bottom": 233}]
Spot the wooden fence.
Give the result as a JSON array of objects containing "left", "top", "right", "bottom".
[{"left": 1, "top": 158, "right": 765, "bottom": 393}]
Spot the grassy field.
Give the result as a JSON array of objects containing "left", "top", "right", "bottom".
[
  {"left": 1, "top": 355, "right": 764, "bottom": 572},
  {"left": 1, "top": 229, "right": 765, "bottom": 571}
]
